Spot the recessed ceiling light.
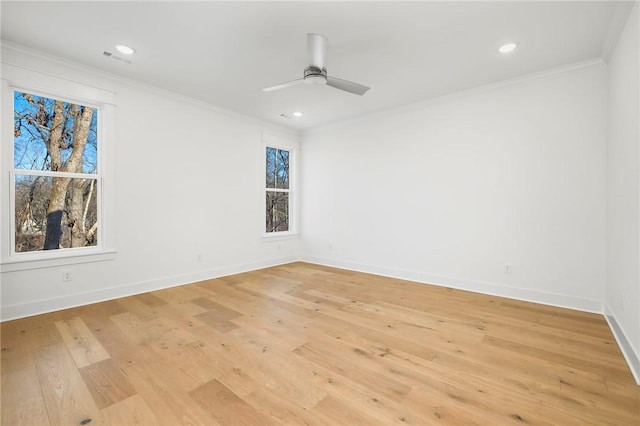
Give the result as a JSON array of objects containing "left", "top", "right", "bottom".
[
  {"left": 293, "top": 112, "right": 303, "bottom": 117},
  {"left": 498, "top": 43, "right": 517, "bottom": 54},
  {"left": 115, "top": 44, "right": 135, "bottom": 55}
]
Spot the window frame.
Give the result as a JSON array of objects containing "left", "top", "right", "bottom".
[
  {"left": 1, "top": 68, "right": 116, "bottom": 270},
  {"left": 262, "top": 133, "right": 297, "bottom": 238}
]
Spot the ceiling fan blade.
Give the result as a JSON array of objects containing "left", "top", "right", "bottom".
[
  {"left": 262, "top": 78, "right": 305, "bottom": 92},
  {"left": 326, "top": 76, "right": 370, "bottom": 96},
  {"left": 307, "top": 33, "right": 327, "bottom": 69}
]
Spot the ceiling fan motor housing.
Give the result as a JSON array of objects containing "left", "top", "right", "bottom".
[
  {"left": 304, "top": 66, "right": 327, "bottom": 85},
  {"left": 262, "top": 34, "right": 369, "bottom": 95}
]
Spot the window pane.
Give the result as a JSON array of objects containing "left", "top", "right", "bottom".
[
  {"left": 276, "top": 149, "right": 289, "bottom": 189},
  {"left": 266, "top": 146, "right": 276, "bottom": 188},
  {"left": 15, "top": 175, "right": 98, "bottom": 252},
  {"left": 265, "top": 191, "right": 289, "bottom": 233},
  {"left": 14, "top": 91, "right": 98, "bottom": 174}
]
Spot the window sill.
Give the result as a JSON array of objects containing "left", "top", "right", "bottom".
[
  {"left": 1, "top": 249, "right": 116, "bottom": 272},
  {"left": 261, "top": 232, "right": 299, "bottom": 241}
]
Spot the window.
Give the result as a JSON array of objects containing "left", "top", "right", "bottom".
[
  {"left": 12, "top": 90, "right": 100, "bottom": 254},
  {"left": 1, "top": 60, "right": 115, "bottom": 270},
  {"left": 265, "top": 146, "right": 290, "bottom": 232},
  {"left": 263, "top": 134, "right": 297, "bottom": 236}
]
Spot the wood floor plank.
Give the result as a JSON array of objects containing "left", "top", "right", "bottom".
[
  {"left": 228, "top": 317, "right": 309, "bottom": 354},
  {"left": 190, "top": 378, "right": 271, "bottom": 426},
  {"left": 293, "top": 340, "right": 412, "bottom": 403},
  {"left": 2, "top": 262, "right": 638, "bottom": 425},
  {"left": 89, "top": 320, "right": 153, "bottom": 370},
  {"left": 131, "top": 292, "right": 168, "bottom": 308},
  {"left": 310, "top": 395, "right": 381, "bottom": 425},
  {"left": 123, "top": 361, "right": 218, "bottom": 425},
  {"left": 151, "top": 283, "right": 215, "bottom": 304},
  {"left": 34, "top": 343, "right": 106, "bottom": 426},
  {"left": 1, "top": 314, "right": 63, "bottom": 359},
  {"left": 1, "top": 366, "right": 50, "bottom": 426},
  {"left": 194, "top": 311, "right": 240, "bottom": 333},
  {"left": 295, "top": 352, "right": 430, "bottom": 425},
  {"left": 193, "top": 298, "right": 244, "bottom": 332},
  {"left": 79, "top": 359, "right": 137, "bottom": 409},
  {"left": 483, "top": 334, "right": 634, "bottom": 382},
  {"left": 191, "top": 324, "right": 328, "bottom": 408},
  {"left": 109, "top": 311, "right": 176, "bottom": 345},
  {"left": 1, "top": 322, "right": 35, "bottom": 374},
  {"left": 100, "top": 394, "right": 160, "bottom": 426},
  {"left": 177, "top": 336, "right": 263, "bottom": 398},
  {"left": 316, "top": 313, "right": 439, "bottom": 362},
  {"left": 243, "top": 387, "right": 328, "bottom": 425},
  {"left": 115, "top": 297, "right": 162, "bottom": 320},
  {"left": 55, "top": 317, "right": 111, "bottom": 368}
]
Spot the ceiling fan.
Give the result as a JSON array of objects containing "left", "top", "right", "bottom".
[{"left": 262, "top": 33, "right": 370, "bottom": 96}]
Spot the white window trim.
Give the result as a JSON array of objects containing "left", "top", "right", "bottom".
[
  {"left": 1, "top": 70, "right": 116, "bottom": 270},
  {"left": 262, "top": 133, "right": 298, "bottom": 238}
]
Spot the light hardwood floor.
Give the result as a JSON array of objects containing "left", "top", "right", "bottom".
[{"left": 1, "top": 262, "right": 638, "bottom": 425}]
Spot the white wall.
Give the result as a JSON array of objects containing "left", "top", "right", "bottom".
[
  {"left": 301, "top": 62, "right": 608, "bottom": 313},
  {"left": 606, "top": 3, "right": 640, "bottom": 381},
  {"left": 0, "top": 46, "right": 300, "bottom": 320}
]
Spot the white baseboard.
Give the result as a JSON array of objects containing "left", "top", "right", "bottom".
[
  {"left": 604, "top": 304, "right": 640, "bottom": 385},
  {"left": 301, "top": 256, "right": 603, "bottom": 313},
  {"left": 1, "top": 256, "right": 299, "bottom": 321}
]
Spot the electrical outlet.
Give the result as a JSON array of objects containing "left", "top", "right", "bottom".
[
  {"left": 197, "top": 253, "right": 203, "bottom": 262},
  {"left": 62, "top": 270, "right": 72, "bottom": 282},
  {"left": 504, "top": 264, "right": 512, "bottom": 274}
]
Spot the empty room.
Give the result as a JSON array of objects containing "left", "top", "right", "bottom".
[{"left": 1, "top": 1, "right": 639, "bottom": 425}]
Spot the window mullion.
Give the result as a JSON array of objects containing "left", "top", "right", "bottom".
[{"left": 14, "top": 169, "right": 98, "bottom": 179}]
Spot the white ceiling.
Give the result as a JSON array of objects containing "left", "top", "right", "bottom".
[{"left": 0, "top": 1, "right": 628, "bottom": 131}]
